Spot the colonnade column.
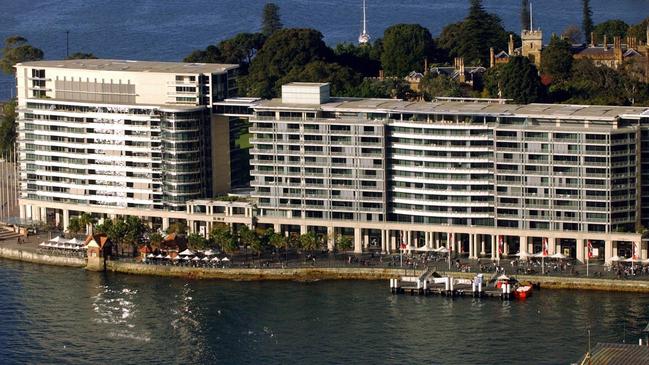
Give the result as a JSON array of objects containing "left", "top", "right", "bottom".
[
  {"left": 354, "top": 228, "right": 362, "bottom": 254},
  {"left": 62, "top": 209, "right": 70, "bottom": 232},
  {"left": 162, "top": 217, "right": 170, "bottom": 232},
  {"left": 604, "top": 240, "right": 613, "bottom": 264},
  {"left": 642, "top": 241, "right": 647, "bottom": 260},
  {"left": 480, "top": 235, "right": 486, "bottom": 256},
  {"left": 576, "top": 239, "right": 585, "bottom": 263},
  {"left": 435, "top": 233, "right": 440, "bottom": 249},
  {"left": 300, "top": 225, "right": 307, "bottom": 235},
  {"left": 32, "top": 206, "right": 41, "bottom": 223},
  {"left": 327, "top": 226, "right": 335, "bottom": 252},
  {"left": 469, "top": 234, "right": 476, "bottom": 259},
  {"left": 19, "top": 204, "right": 26, "bottom": 220},
  {"left": 519, "top": 236, "right": 528, "bottom": 255},
  {"left": 390, "top": 232, "right": 396, "bottom": 252},
  {"left": 491, "top": 235, "right": 496, "bottom": 260}
]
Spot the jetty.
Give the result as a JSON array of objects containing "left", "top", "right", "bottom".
[{"left": 389, "top": 269, "right": 515, "bottom": 300}]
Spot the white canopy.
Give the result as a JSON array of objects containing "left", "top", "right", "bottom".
[
  {"left": 550, "top": 252, "right": 568, "bottom": 259},
  {"left": 192, "top": 256, "right": 201, "bottom": 261},
  {"left": 49, "top": 236, "right": 64, "bottom": 243},
  {"left": 533, "top": 252, "right": 550, "bottom": 258},
  {"left": 147, "top": 253, "right": 155, "bottom": 258},
  {"left": 497, "top": 274, "right": 510, "bottom": 280},
  {"left": 182, "top": 256, "right": 191, "bottom": 261},
  {"left": 155, "top": 254, "right": 164, "bottom": 259},
  {"left": 203, "top": 249, "right": 216, "bottom": 256},
  {"left": 434, "top": 246, "right": 449, "bottom": 253},
  {"left": 39, "top": 242, "right": 47, "bottom": 247},
  {"left": 172, "top": 256, "right": 181, "bottom": 261},
  {"left": 164, "top": 255, "right": 172, "bottom": 260},
  {"left": 624, "top": 257, "right": 642, "bottom": 263},
  {"left": 211, "top": 257, "right": 221, "bottom": 262},
  {"left": 179, "top": 249, "right": 195, "bottom": 256},
  {"left": 610, "top": 255, "right": 623, "bottom": 262},
  {"left": 201, "top": 257, "right": 210, "bottom": 262},
  {"left": 642, "top": 259, "right": 649, "bottom": 265},
  {"left": 221, "top": 257, "right": 230, "bottom": 262},
  {"left": 67, "top": 238, "right": 82, "bottom": 245},
  {"left": 514, "top": 251, "right": 531, "bottom": 259}
]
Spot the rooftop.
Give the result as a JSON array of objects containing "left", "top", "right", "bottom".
[
  {"left": 578, "top": 343, "right": 649, "bottom": 365},
  {"left": 255, "top": 97, "right": 649, "bottom": 120},
  {"left": 16, "top": 59, "right": 238, "bottom": 74}
]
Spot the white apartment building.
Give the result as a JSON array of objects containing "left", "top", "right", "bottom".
[{"left": 15, "top": 59, "right": 238, "bottom": 228}]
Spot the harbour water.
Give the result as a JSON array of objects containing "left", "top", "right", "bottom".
[
  {"left": 1, "top": 0, "right": 648, "bottom": 99},
  {"left": 0, "top": 258, "right": 648, "bottom": 364}
]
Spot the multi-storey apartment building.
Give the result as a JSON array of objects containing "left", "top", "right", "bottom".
[
  {"left": 243, "top": 83, "right": 648, "bottom": 263},
  {"left": 15, "top": 59, "right": 238, "bottom": 228}
]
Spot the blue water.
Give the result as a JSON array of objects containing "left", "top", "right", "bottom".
[
  {"left": 1, "top": 0, "right": 648, "bottom": 99},
  {"left": 0, "top": 258, "right": 648, "bottom": 364}
]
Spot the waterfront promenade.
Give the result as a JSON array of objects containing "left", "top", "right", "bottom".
[{"left": 3, "top": 232, "right": 649, "bottom": 291}]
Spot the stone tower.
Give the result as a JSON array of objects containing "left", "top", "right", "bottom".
[{"left": 521, "top": 29, "right": 543, "bottom": 67}]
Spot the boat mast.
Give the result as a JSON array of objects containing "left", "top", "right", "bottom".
[{"left": 358, "top": 0, "right": 370, "bottom": 44}]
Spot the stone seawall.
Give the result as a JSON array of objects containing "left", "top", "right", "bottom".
[
  {"left": 107, "top": 262, "right": 411, "bottom": 281},
  {"left": 439, "top": 271, "right": 649, "bottom": 293},
  {"left": 0, "top": 247, "right": 86, "bottom": 268}
]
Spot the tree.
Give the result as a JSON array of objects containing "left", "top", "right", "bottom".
[
  {"left": 419, "top": 74, "right": 465, "bottom": 100},
  {"left": 582, "top": 0, "right": 594, "bottom": 42},
  {"left": 67, "top": 217, "right": 83, "bottom": 236},
  {"left": 243, "top": 28, "right": 332, "bottom": 98},
  {"left": 278, "top": 60, "right": 362, "bottom": 96},
  {"left": 210, "top": 224, "right": 237, "bottom": 254},
  {"left": 484, "top": 56, "right": 541, "bottom": 103},
  {"left": 239, "top": 225, "right": 262, "bottom": 257},
  {"left": 66, "top": 52, "right": 97, "bottom": 60},
  {"left": 438, "top": 0, "right": 513, "bottom": 66},
  {"left": 335, "top": 235, "right": 352, "bottom": 252},
  {"left": 183, "top": 45, "right": 222, "bottom": 63},
  {"left": 299, "top": 232, "right": 319, "bottom": 255},
  {"left": 541, "top": 35, "right": 573, "bottom": 82},
  {"left": 521, "top": 0, "right": 530, "bottom": 31},
  {"left": 628, "top": 17, "right": 649, "bottom": 44},
  {"left": 166, "top": 221, "right": 186, "bottom": 235},
  {"left": 334, "top": 42, "right": 381, "bottom": 77},
  {"left": 562, "top": 25, "right": 583, "bottom": 44},
  {"left": 261, "top": 3, "right": 282, "bottom": 37},
  {"left": 0, "top": 100, "right": 17, "bottom": 156},
  {"left": 563, "top": 59, "right": 629, "bottom": 105},
  {"left": 593, "top": 20, "right": 629, "bottom": 41},
  {"left": 187, "top": 233, "right": 209, "bottom": 251},
  {"left": 149, "top": 232, "right": 164, "bottom": 248},
  {"left": 0, "top": 36, "right": 44, "bottom": 74},
  {"left": 217, "top": 33, "right": 266, "bottom": 66},
  {"left": 380, "top": 24, "right": 435, "bottom": 77},
  {"left": 78, "top": 212, "right": 96, "bottom": 235},
  {"left": 351, "top": 78, "right": 413, "bottom": 99},
  {"left": 123, "top": 216, "right": 146, "bottom": 256},
  {"left": 268, "top": 230, "right": 286, "bottom": 252}
]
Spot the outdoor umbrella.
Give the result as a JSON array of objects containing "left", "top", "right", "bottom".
[
  {"left": 533, "top": 252, "right": 549, "bottom": 258},
  {"left": 514, "top": 251, "right": 531, "bottom": 259},
  {"left": 147, "top": 253, "right": 155, "bottom": 258},
  {"left": 550, "top": 252, "right": 567, "bottom": 259},
  {"left": 67, "top": 238, "right": 81, "bottom": 245},
  {"left": 39, "top": 242, "right": 47, "bottom": 247},
  {"left": 624, "top": 257, "right": 642, "bottom": 263},
  {"left": 202, "top": 257, "right": 210, "bottom": 262},
  {"left": 172, "top": 256, "right": 181, "bottom": 261},
  {"left": 182, "top": 256, "right": 191, "bottom": 261},
  {"left": 49, "top": 236, "right": 64, "bottom": 243},
  {"left": 164, "top": 255, "right": 172, "bottom": 260},
  {"left": 211, "top": 257, "right": 220, "bottom": 262},
  {"left": 221, "top": 257, "right": 230, "bottom": 262},
  {"left": 192, "top": 256, "right": 201, "bottom": 262},
  {"left": 155, "top": 254, "right": 164, "bottom": 259},
  {"left": 179, "top": 249, "right": 195, "bottom": 256},
  {"left": 609, "top": 255, "right": 622, "bottom": 262},
  {"left": 435, "top": 246, "right": 449, "bottom": 253},
  {"left": 203, "top": 249, "right": 215, "bottom": 256}
]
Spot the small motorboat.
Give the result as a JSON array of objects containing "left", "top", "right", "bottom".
[{"left": 513, "top": 285, "right": 533, "bottom": 299}]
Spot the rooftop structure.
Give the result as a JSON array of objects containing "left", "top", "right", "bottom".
[{"left": 19, "top": 59, "right": 238, "bottom": 74}]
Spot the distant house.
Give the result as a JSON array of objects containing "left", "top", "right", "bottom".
[
  {"left": 159, "top": 232, "right": 187, "bottom": 253},
  {"left": 572, "top": 34, "right": 649, "bottom": 79},
  {"left": 430, "top": 58, "right": 486, "bottom": 88},
  {"left": 84, "top": 234, "right": 112, "bottom": 258}
]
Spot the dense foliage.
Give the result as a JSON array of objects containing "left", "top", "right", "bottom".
[
  {"left": 0, "top": 36, "right": 43, "bottom": 74},
  {"left": 381, "top": 24, "right": 436, "bottom": 76}
]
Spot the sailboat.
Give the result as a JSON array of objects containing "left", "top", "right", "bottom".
[{"left": 358, "top": 0, "right": 370, "bottom": 44}]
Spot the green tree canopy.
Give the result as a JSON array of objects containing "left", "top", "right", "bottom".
[
  {"left": 582, "top": 0, "right": 594, "bottom": 42},
  {"left": 563, "top": 59, "right": 633, "bottom": 105},
  {"left": 66, "top": 52, "right": 98, "bottom": 60},
  {"left": 210, "top": 224, "right": 237, "bottom": 253},
  {"left": 278, "top": 60, "right": 362, "bottom": 96},
  {"left": 334, "top": 42, "right": 381, "bottom": 77},
  {"left": 243, "top": 28, "right": 332, "bottom": 98},
  {"left": 593, "top": 20, "right": 629, "bottom": 41},
  {"left": 1, "top": 36, "right": 44, "bottom": 74},
  {"left": 419, "top": 74, "right": 465, "bottom": 101},
  {"left": 541, "top": 35, "right": 573, "bottom": 81},
  {"left": 628, "top": 17, "right": 649, "bottom": 43},
  {"left": 184, "top": 45, "right": 222, "bottom": 63},
  {"left": 0, "top": 100, "right": 17, "bottom": 156},
  {"left": 187, "top": 233, "right": 209, "bottom": 251},
  {"left": 149, "top": 232, "right": 164, "bottom": 247},
  {"left": 335, "top": 235, "right": 352, "bottom": 252},
  {"left": 299, "top": 232, "right": 319, "bottom": 253},
  {"left": 183, "top": 33, "right": 265, "bottom": 74},
  {"left": 562, "top": 25, "right": 583, "bottom": 44},
  {"left": 67, "top": 217, "right": 83, "bottom": 236},
  {"left": 438, "top": 0, "right": 513, "bottom": 66},
  {"left": 351, "top": 78, "right": 413, "bottom": 99},
  {"left": 484, "top": 56, "right": 541, "bottom": 103},
  {"left": 380, "top": 24, "right": 435, "bottom": 77},
  {"left": 261, "top": 3, "right": 282, "bottom": 37}
]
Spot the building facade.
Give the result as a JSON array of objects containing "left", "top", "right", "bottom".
[
  {"left": 15, "top": 59, "right": 238, "bottom": 226},
  {"left": 244, "top": 83, "right": 648, "bottom": 262}
]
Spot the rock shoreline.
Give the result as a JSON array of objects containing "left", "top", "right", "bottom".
[{"left": 3, "top": 247, "right": 649, "bottom": 292}]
